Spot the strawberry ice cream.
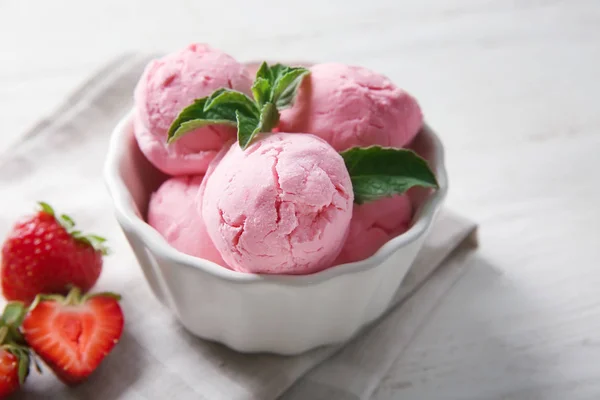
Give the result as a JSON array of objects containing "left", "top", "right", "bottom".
[
  {"left": 147, "top": 175, "right": 225, "bottom": 266},
  {"left": 335, "top": 195, "right": 413, "bottom": 264},
  {"left": 202, "top": 133, "right": 354, "bottom": 274},
  {"left": 134, "top": 43, "right": 252, "bottom": 175},
  {"left": 279, "top": 63, "right": 423, "bottom": 151}
]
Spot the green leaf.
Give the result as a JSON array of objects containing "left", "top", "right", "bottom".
[
  {"left": 37, "top": 202, "right": 54, "bottom": 216},
  {"left": 86, "top": 234, "right": 110, "bottom": 255},
  {"left": 272, "top": 67, "right": 310, "bottom": 109},
  {"left": 29, "top": 293, "right": 66, "bottom": 312},
  {"left": 73, "top": 233, "right": 110, "bottom": 255},
  {"left": 236, "top": 111, "right": 261, "bottom": 150},
  {"left": 170, "top": 118, "right": 237, "bottom": 144},
  {"left": 77, "top": 236, "right": 92, "bottom": 247},
  {"left": 1, "top": 302, "right": 27, "bottom": 345},
  {"left": 1, "top": 302, "right": 26, "bottom": 327},
  {"left": 84, "top": 292, "right": 122, "bottom": 302},
  {"left": 252, "top": 77, "right": 272, "bottom": 106},
  {"left": 255, "top": 61, "right": 273, "bottom": 83},
  {"left": 254, "top": 63, "right": 311, "bottom": 110},
  {"left": 168, "top": 90, "right": 260, "bottom": 144},
  {"left": 340, "top": 146, "right": 439, "bottom": 204},
  {"left": 168, "top": 62, "right": 309, "bottom": 149},
  {"left": 17, "top": 351, "right": 29, "bottom": 384},
  {"left": 269, "top": 64, "right": 288, "bottom": 83},
  {"left": 204, "top": 88, "right": 259, "bottom": 119},
  {"left": 87, "top": 235, "right": 107, "bottom": 243},
  {"left": 236, "top": 103, "right": 279, "bottom": 149},
  {"left": 257, "top": 103, "right": 279, "bottom": 135},
  {"left": 167, "top": 97, "right": 238, "bottom": 144},
  {"left": 60, "top": 214, "right": 75, "bottom": 229}
]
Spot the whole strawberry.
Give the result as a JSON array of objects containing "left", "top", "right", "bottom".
[
  {"left": 22, "top": 287, "right": 124, "bottom": 385},
  {"left": 1, "top": 202, "right": 108, "bottom": 303},
  {"left": 0, "top": 339, "right": 32, "bottom": 398}
]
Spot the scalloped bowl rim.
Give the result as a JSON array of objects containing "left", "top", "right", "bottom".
[{"left": 104, "top": 110, "right": 448, "bottom": 286}]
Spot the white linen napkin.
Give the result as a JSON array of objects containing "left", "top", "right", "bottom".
[{"left": 0, "top": 54, "right": 477, "bottom": 400}]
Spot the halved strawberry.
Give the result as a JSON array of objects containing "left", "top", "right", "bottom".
[
  {"left": 21, "top": 287, "right": 124, "bottom": 385},
  {"left": 1, "top": 202, "right": 109, "bottom": 303}
]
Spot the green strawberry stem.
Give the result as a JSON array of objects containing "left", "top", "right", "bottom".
[
  {"left": 37, "top": 202, "right": 110, "bottom": 255},
  {"left": 0, "top": 302, "right": 27, "bottom": 345},
  {"left": 30, "top": 286, "right": 122, "bottom": 310},
  {"left": 64, "top": 286, "right": 82, "bottom": 304},
  {"left": 0, "top": 326, "right": 8, "bottom": 344},
  {"left": 1, "top": 302, "right": 26, "bottom": 328}
]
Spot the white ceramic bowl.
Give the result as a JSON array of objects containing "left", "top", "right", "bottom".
[{"left": 104, "top": 110, "right": 448, "bottom": 355}]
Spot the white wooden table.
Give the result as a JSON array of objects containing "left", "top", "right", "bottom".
[{"left": 1, "top": 0, "right": 599, "bottom": 398}]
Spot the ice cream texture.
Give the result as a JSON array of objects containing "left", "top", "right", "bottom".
[
  {"left": 134, "top": 43, "right": 252, "bottom": 175},
  {"left": 147, "top": 175, "right": 225, "bottom": 266},
  {"left": 335, "top": 195, "right": 413, "bottom": 264},
  {"left": 279, "top": 63, "right": 423, "bottom": 151},
  {"left": 202, "top": 133, "right": 354, "bottom": 274}
]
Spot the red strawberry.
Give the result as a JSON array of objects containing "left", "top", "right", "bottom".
[
  {"left": 21, "top": 287, "right": 124, "bottom": 385},
  {"left": 0, "top": 302, "right": 35, "bottom": 398},
  {"left": 0, "top": 347, "right": 24, "bottom": 397},
  {"left": 1, "top": 202, "right": 109, "bottom": 303}
]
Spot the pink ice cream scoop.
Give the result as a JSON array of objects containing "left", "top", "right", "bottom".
[
  {"left": 202, "top": 133, "right": 354, "bottom": 274},
  {"left": 279, "top": 63, "right": 423, "bottom": 151},
  {"left": 335, "top": 195, "right": 413, "bottom": 264},
  {"left": 134, "top": 43, "right": 252, "bottom": 175},
  {"left": 147, "top": 175, "right": 226, "bottom": 266}
]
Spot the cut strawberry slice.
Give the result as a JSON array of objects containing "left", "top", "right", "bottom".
[{"left": 22, "top": 287, "right": 124, "bottom": 385}]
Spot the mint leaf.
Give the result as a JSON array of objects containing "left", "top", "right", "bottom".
[
  {"left": 272, "top": 67, "right": 310, "bottom": 109},
  {"left": 169, "top": 118, "right": 237, "bottom": 144},
  {"left": 252, "top": 77, "right": 271, "bottom": 106},
  {"left": 257, "top": 103, "right": 279, "bottom": 135},
  {"left": 255, "top": 62, "right": 273, "bottom": 83},
  {"left": 168, "top": 90, "right": 260, "bottom": 144},
  {"left": 236, "top": 103, "right": 279, "bottom": 149},
  {"left": 204, "top": 88, "right": 259, "bottom": 119},
  {"left": 168, "top": 62, "right": 309, "bottom": 149},
  {"left": 253, "top": 63, "right": 309, "bottom": 108},
  {"left": 269, "top": 64, "right": 288, "bottom": 83},
  {"left": 236, "top": 111, "right": 261, "bottom": 149},
  {"left": 167, "top": 97, "right": 237, "bottom": 144},
  {"left": 341, "top": 146, "right": 439, "bottom": 204}
]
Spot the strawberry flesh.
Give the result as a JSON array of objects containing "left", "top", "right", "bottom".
[{"left": 22, "top": 292, "right": 124, "bottom": 385}]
